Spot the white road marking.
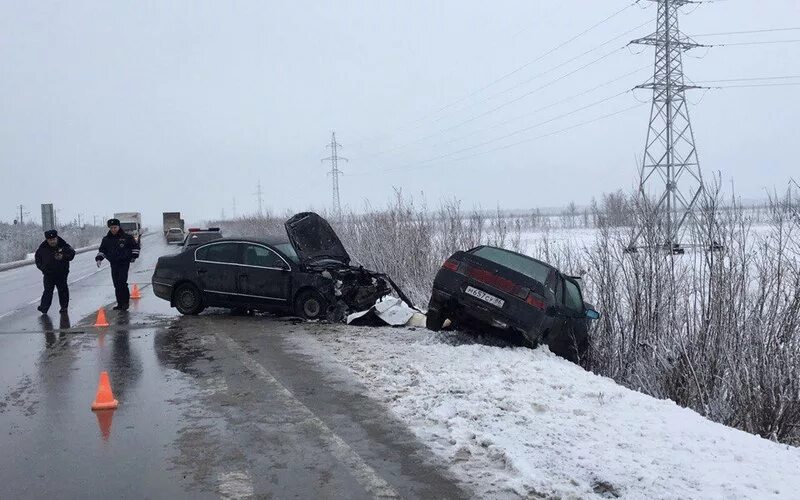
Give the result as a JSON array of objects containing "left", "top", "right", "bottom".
[
  {"left": 0, "top": 265, "right": 107, "bottom": 319},
  {"left": 217, "top": 471, "right": 255, "bottom": 499},
  {"left": 217, "top": 334, "right": 401, "bottom": 499}
]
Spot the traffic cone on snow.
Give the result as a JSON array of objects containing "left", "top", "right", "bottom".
[
  {"left": 93, "top": 308, "right": 109, "bottom": 327},
  {"left": 130, "top": 284, "right": 142, "bottom": 300},
  {"left": 91, "top": 371, "right": 119, "bottom": 411}
]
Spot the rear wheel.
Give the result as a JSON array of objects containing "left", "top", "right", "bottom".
[
  {"left": 174, "top": 283, "right": 204, "bottom": 315},
  {"left": 294, "top": 289, "right": 328, "bottom": 320},
  {"left": 426, "top": 298, "right": 446, "bottom": 331}
]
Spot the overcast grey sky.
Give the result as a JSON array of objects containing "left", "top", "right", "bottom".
[{"left": 1, "top": 0, "right": 798, "bottom": 227}]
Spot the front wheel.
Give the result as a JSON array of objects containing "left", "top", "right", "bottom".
[
  {"left": 174, "top": 283, "right": 205, "bottom": 315},
  {"left": 294, "top": 289, "right": 329, "bottom": 320}
]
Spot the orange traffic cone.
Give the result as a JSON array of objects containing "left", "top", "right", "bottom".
[
  {"left": 95, "top": 409, "right": 115, "bottom": 441},
  {"left": 94, "top": 308, "right": 110, "bottom": 327},
  {"left": 130, "top": 284, "right": 142, "bottom": 299},
  {"left": 91, "top": 371, "right": 119, "bottom": 411}
]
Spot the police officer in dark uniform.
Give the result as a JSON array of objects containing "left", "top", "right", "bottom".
[
  {"left": 95, "top": 218, "right": 140, "bottom": 311},
  {"left": 35, "top": 229, "right": 76, "bottom": 314}
]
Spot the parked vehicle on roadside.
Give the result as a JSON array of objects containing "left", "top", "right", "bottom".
[
  {"left": 151, "top": 212, "right": 404, "bottom": 319},
  {"left": 162, "top": 212, "right": 184, "bottom": 238},
  {"left": 180, "top": 228, "right": 223, "bottom": 250},
  {"left": 165, "top": 227, "right": 185, "bottom": 244},
  {"left": 426, "top": 245, "right": 600, "bottom": 363}
]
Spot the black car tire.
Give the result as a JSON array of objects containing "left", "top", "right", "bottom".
[
  {"left": 295, "top": 289, "right": 328, "bottom": 320},
  {"left": 426, "top": 298, "right": 446, "bottom": 331},
  {"left": 174, "top": 283, "right": 204, "bottom": 315}
]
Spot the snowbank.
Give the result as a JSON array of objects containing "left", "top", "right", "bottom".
[{"left": 291, "top": 326, "right": 800, "bottom": 499}]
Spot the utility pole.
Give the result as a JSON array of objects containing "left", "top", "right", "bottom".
[
  {"left": 627, "top": 0, "right": 708, "bottom": 253},
  {"left": 18, "top": 205, "right": 24, "bottom": 225},
  {"left": 254, "top": 180, "right": 264, "bottom": 215},
  {"left": 321, "top": 132, "right": 348, "bottom": 218}
]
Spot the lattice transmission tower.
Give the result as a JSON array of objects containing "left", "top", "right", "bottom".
[
  {"left": 627, "top": 0, "right": 708, "bottom": 253},
  {"left": 322, "top": 132, "right": 348, "bottom": 218}
]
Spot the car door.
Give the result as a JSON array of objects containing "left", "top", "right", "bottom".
[
  {"left": 544, "top": 275, "right": 589, "bottom": 360},
  {"left": 194, "top": 242, "right": 243, "bottom": 305},
  {"left": 237, "top": 243, "right": 292, "bottom": 305}
]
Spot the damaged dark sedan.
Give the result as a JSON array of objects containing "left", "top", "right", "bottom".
[
  {"left": 151, "top": 212, "right": 396, "bottom": 319},
  {"left": 426, "top": 246, "right": 600, "bottom": 364}
]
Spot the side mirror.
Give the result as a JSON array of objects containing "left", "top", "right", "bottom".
[{"left": 585, "top": 308, "right": 601, "bottom": 320}]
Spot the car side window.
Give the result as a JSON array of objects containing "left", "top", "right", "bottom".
[
  {"left": 242, "top": 244, "right": 286, "bottom": 268},
  {"left": 196, "top": 242, "right": 241, "bottom": 264},
  {"left": 563, "top": 278, "right": 584, "bottom": 313}
]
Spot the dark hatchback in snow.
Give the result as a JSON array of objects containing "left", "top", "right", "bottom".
[
  {"left": 152, "top": 213, "right": 392, "bottom": 319},
  {"left": 426, "top": 246, "right": 600, "bottom": 363}
]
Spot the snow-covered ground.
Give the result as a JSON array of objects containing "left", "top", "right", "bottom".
[{"left": 289, "top": 325, "right": 800, "bottom": 499}]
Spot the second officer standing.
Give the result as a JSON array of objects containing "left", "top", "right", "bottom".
[{"left": 95, "top": 218, "right": 140, "bottom": 311}]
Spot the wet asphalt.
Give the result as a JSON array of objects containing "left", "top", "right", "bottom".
[{"left": 0, "top": 235, "right": 469, "bottom": 499}]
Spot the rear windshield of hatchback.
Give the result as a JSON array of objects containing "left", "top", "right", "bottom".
[{"left": 470, "top": 246, "right": 552, "bottom": 284}]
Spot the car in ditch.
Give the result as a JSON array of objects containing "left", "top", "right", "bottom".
[
  {"left": 179, "top": 227, "right": 223, "bottom": 250},
  {"left": 151, "top": 212, "right": 403, "bottom": 319},
  {"left": 426, "top": 245, "right": 600, "bottom": 363}
]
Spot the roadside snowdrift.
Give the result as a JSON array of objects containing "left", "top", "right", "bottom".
[{"left": 292, "top": 326, "right": 800, "bottom": 499}]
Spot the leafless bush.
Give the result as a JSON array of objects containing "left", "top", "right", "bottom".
[
  {"left": 583, "top": 182, "right": 800, "bottom": 446},
  {"left": 0, "top": 222, "right": 106, "bottom": 263},
  {"left": 210, "top": 187, "right": 799, "bottom": 446}
]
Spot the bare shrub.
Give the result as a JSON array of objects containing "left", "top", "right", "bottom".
[
  {"left": 0, "top": 222, "right": 106, "bottom": 264},
  {"left": 209, "top": 188, "right": 799, "bottom": 446}
]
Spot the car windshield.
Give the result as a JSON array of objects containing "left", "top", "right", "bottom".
[
  {"left": 120, "top": 222, "right": 137, "bottom": 231},
  {"left": 470, "top": 246, "right": 552, "bottom": 284},
  {"left": 275, "top": 243, "right": 300, "bottom": 264}
]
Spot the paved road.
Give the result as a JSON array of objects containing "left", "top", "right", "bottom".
[{"left": 0, "top": 235, "right": 467, "bottom": 498}]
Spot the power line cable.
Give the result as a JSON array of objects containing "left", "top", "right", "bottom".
[
  {"left": 414, "top": 1, "right": 642, "bottom": 123},
  {"left": 713, "top": 82, "right": 800, "bottom": 89},
  {"left": 358, "top": 45, "right": 629, "bottom": 160},
  {"left": 697, "top": 75, "right": 800, "bottom": 83},
  {"left": 352, "top": 94, "right": 637, "bottom": 175},
  {"left": 349, "top": 1, "right": 642, "bottom": 147},
  {"left": 717, "top": 39, "right": 800, "bottom": 47},
  {"left": 435, "top": 65, "right": 650, "bottom": 149},
  {"left": 382, "top": 103, "right": 647, "bottom": 175},
  {"left": 430, "top": 18, "right": 653, "bottom": 125},
  {"left": 694, "top": 27, "right": 800, "bottom": 37}
]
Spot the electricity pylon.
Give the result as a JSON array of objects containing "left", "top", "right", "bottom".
[
  {"left": 627, "top": 0, "right": 708, "bottom": 253},
  {"left": 322, "top": 132, "right": 347, "bottom": 218}
]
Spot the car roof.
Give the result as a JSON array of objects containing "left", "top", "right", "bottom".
[
  {"left": 471, "top": 245, "right": 557, "bottom": 271},
  {"left": 205, "top": 236, "right": 291, "bottom": 247}
]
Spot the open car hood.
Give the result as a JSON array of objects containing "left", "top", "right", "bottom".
[{"left": 284, "top": 212, "right": 351, "bottom": 266}]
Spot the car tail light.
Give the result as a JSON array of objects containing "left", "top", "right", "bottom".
[
  {"left": 442, "top": 259, "right": 460, "bottom": 272},
  {"left": 188, "top": 228, "right": 200, "bottom": 232},
  {"left": 525, "top": 293, "right": 546, "bottom": 310}
]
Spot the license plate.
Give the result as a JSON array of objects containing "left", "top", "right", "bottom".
[{"left": 464, "top": 286, "right": 505, "bottom": 308}]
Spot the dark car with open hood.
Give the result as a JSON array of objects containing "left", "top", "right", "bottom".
[
  {"left": 426, "top": 245, "right": 600, "bottom": 364},
  {"left": 151, "top": 212, "right": 399, "bottom": 320}
]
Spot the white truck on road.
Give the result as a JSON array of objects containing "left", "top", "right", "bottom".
[{"left": 114, "top": 212, "right": 143, "bottom": 245}]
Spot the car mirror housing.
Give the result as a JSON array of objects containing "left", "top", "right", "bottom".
[{"left": 585, "top": 308, "right": 601, "bottom": 320}]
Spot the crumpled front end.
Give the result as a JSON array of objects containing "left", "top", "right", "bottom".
[{"left": 318, "top": 266, "right": 392, "bottom": 321}]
